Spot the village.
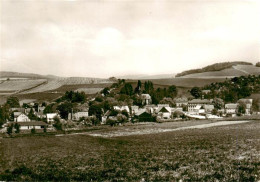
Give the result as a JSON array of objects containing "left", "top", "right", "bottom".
[{"left": 0, "top": 76, "right": 259, "bottom": 135}]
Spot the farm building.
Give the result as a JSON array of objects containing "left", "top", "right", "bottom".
[
  {"left": 157, "top": 106, "right": 171, "bottom": 119},
  {"left": 8, "top": 121, "right": 47, "bottom": 130}
]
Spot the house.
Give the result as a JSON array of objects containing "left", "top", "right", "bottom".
[
  {"left": 38, "top": 106, "right": 45, "bottom": 113},
  {"left": 225, "top": 104, "right": 238, "bottom": 116},
  {"left": 135, "top": 110, "right": 154, "bottom": 122},
  {"left": 238, "top": 99, "right": 253, "bottom": 115},
  {"left": 113, "top": 106, "right": 130, "bottom": 113},
  {"left": 144, "top": 104, "right": 156, "bottom": 114},
  {"left": 131, "top": 106, "right": 139, "bottom": 115},
  {"left": 47, "top": 113, "right": 58, "bottom": 123},
  {"left": 204, "top": 105, "right": 214, "bottom": 114},
  {"left": 157, "top": 106, "right": 171, "bottom": 119},
  {"left": 188, "top": 99, "right": 211, "bottom": 114},
  {"left": 175, "top": 98, "right": 188, "bottom": 107},
  {"left": 69, "top": 111, "right": 89, "bottom": 121},
  {"left": 10, "top": 108, "right": 25, "bottom": 113},
  {"left": 15, "top": 113, "right": 30, "bottom": 122},
  {"left": 141, "top": 94, "right": 152, "bottom": 105}
]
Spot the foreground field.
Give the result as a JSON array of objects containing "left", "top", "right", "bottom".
[{"left": 0, "top": 120, "right": 259, "bottom": 181}]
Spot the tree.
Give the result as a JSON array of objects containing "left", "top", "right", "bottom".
[
  {"left": 120, "top": 83, "right": 133, "bottom": 96},
  {"left": 31, "top": 128, "right": 36, "bottom": 134},
  {"left": 0, "top": 104, "right": 10, "bottom": 127},
  {"left": 252, "top": 98, "right": 260, "bottom": 112},
  {"left": 212, "top": 98, "right": 224, "bottom": 110},
  {"left": 7, "top": 124, "right": 13, "bottom": 135},
  {"left": 56, "top": 102, "right": 73, "bottom": 119},
  {"left": 256, "top": 62, "right": 260, "bottom": 67},
  {"left": 144, "top": 81, "right": 154, "bottom": 94},
  {"left": 53, "top": 116, "right": 62, "bottom": 131},
  {"left": 6, "top": 96, "right": 20, "bottom": 108},
  {"left": 167, "top": 85, "right": 178, "bottom": 98},
  {"left": 134, "top": 80, "right": 142, "bottom": 94},
  {"left": 14, "top": 123, "right": 20, "bottom": 133},
  {"left": 28, "top": 108, "right": 36, "bottom": 120},
  {"left": 102, "top": 87, "right": 110, "bottom": 96},
  {"left": 238, "top": 103, "right": 246, "bottom": 115},
  {"left": 89, "top": 104, "right": 103, "bottom": 121},
  {"left": 190, "top": 87, "right": 202, "bottom": 99},
  {"left": 43, "top": 104, "right": 56, "bottom": 114},
  {"left": 211, "top": 109, "right": 218, "bottom": 115}
]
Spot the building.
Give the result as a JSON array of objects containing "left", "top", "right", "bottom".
[
  {"left": 238, "top": 99, "right": 253, "bottom": 115},
  {"left": 188, "top": 99, "right": 211, "bottom": 114},
  {"left": 113, "top": 106, "right": 130, "bottom": 113},
  {"left": 135, "top": 110, "right": 154, "bottom": 122},
  {"left": 157, "top": 106, "right": 171, "bottom": 119},
  {"left": 69, "top": 111, "right": 89, "bottom": 121},
  {"left": 16, "top": 121, "right": 48, "bottom": 130},
  {"left": 225, "top": 104, "right": 238, "bottom": 115},
  {"left": 47, "top": 113, "right": 58, "bottom": 123},
  {"left": 204, "top": 105, "right": 215, "bottom": 114},
  {"left": 15, "top": 113, "right": 30, "bottom": 122},
  {"left": 131, "top": 106, "right": 139, "bottom": 115},
  {"left": 141, "top": 94, "right": 152, "bottom": 105},
  {"left": 175, "top": 98, "right": 188, "bottom": 107}
]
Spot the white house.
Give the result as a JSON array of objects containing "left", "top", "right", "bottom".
[
  {"left": 225, "top": 104, "right": 238, "bottom": 115},
  {"left": 131, "top": 106, "right": 139, "bottom": 115},
  {"left": 157, "top": 106, "right": 171, "bottom": 119},
  {"left": 15, "top": 113, "right": 30, "bottom": 122},
  {"left": 47, "top": 113, "right": 58, "bottom": 123},
  {"left": 204, "top": 105, "right": 214, "bottom": 114}
]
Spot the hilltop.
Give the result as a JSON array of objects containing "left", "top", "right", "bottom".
[{"left": 175, "top": 61, "right": 259, "bottom": 78}]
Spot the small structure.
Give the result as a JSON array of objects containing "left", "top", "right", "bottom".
[
  {"left": 157, "top": 106, "right": 171, "bottom": 119},
  {"left": 141, "top": 94, "right": 152, "bottom": 105}
]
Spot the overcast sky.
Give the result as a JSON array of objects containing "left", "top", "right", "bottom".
[{"left": 1, "top": 0, "right": 260, "bottom": 78}]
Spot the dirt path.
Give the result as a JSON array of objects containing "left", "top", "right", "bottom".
[
  {"left": 232, "top": 65, "right": 249, "bottom": 74},
  {"left": 56, "top": 120, "right": 251, "bottom": 138}
]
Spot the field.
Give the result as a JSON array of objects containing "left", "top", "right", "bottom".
[
  {"left": 233, "top": 65, "right": 260, "bottom": 75},
  {"left": 0, "top": 79, "right": 47, "bottom": 92},
  {"left": 180, "top": 67, "right": 247, "bottom": 78},
  {"left": 148, "top": 78, "right": 227, "bottom": 87},
  {"left": 0, "top": 120, "right": 259, "bottom": 181}
]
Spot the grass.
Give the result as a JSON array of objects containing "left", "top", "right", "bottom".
[{"left": 0, "top": 120, "right": 259, "bottom": 181}]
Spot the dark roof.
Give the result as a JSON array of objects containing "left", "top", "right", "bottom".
[
  {"left": 188, "top": 99, "right": 211, "bottom": 104},
  {"left": 9, "top": 121, "right": 47, "bottom": 126}
]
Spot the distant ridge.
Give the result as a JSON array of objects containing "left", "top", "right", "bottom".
[
  {"left": 118, "top": 73, "right": 175, "bottom": 80},
  {"left": 175, "top": 61, "right": 253, "bottom": 77}
]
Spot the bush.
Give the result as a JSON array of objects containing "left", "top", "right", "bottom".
[
  {"left": 31, "top": 128, "right": 36, "bottom": 134},
  {"left": 106, "top": 119, "right": 117, "bottom": 126},
  {"left": 7, "top": 124, "right": 13, "bottom": 135},
  {"left": 14, "top": 123, "right": 20, "bottom": 133}
]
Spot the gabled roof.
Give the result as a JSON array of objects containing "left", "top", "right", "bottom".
[
  {"left": 204, "top": 105, "right": 214, "bottom": 110},
  {"left": 141, "top": 94, "right": 151, "bottom": 99},
  {"left": 14, "top": 112, "right": 22, "bottom": 117},
  {"left": 47, "top": 113, "right": 58, "bottom": 118},
  {"left": 159, "top": 107, "right": 171, "bottom": 113}
]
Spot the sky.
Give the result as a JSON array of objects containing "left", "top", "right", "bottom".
[{"left": 1, "top": 0, "right": 260, "bottom": 78}]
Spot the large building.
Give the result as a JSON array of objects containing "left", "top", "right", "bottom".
[{"left": 188, "top": 99, "right": 212, "bottom": 114}]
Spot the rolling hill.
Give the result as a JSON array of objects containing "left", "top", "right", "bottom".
[{"left": 177, "top": 64, "right": 260, "bottom": 78}]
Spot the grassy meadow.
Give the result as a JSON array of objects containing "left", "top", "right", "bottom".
[{"left": 0, "top": 120, "right": 259, "bottom": 181}]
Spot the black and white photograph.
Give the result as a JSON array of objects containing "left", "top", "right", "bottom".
[{"left": 0, "top": 0, "right": 260, "bottom": 181}]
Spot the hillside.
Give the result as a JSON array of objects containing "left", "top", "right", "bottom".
[{"left": 175, "top": 61, "right": 253, "bottom": 77}]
